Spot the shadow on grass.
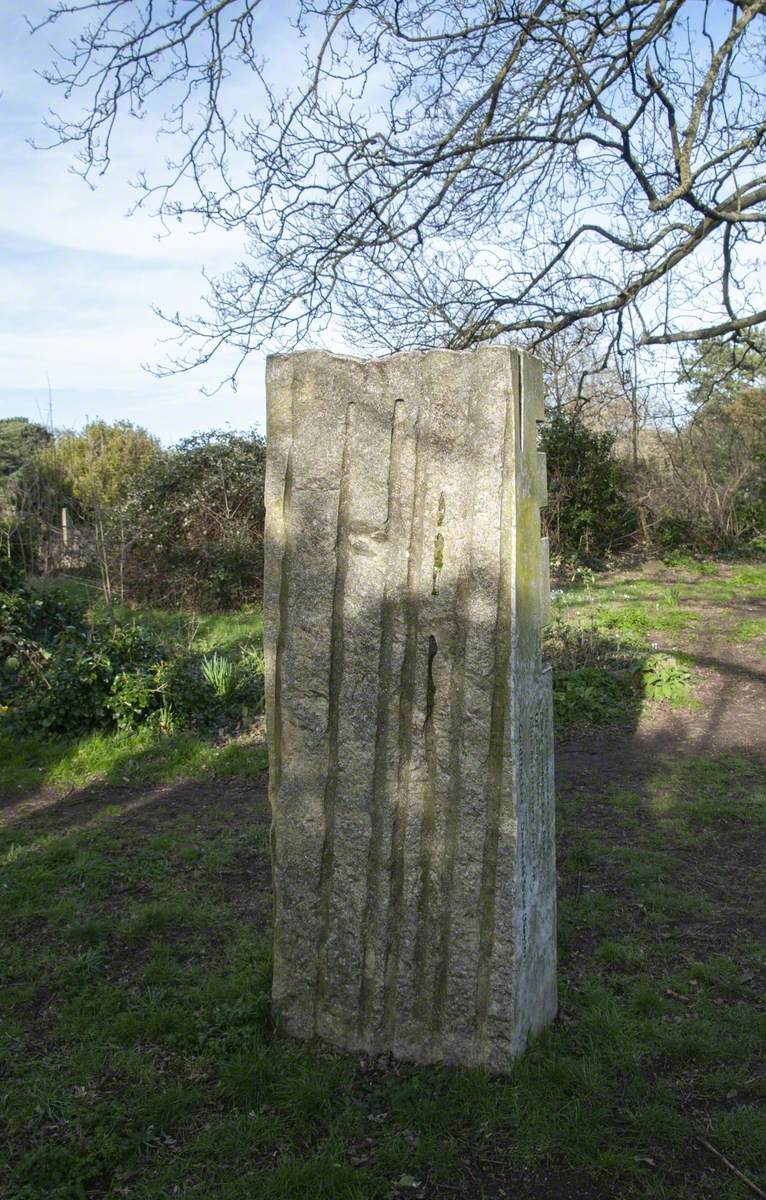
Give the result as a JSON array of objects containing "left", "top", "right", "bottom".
[
  {"left": 0, "top": 726, "right": 268, "bottom": 846},
  {"left": 3, "top": 557, "right": 766, "bottom": 1198},
  {"left": 2, "top": 727, "right": 765, "bottom": 1199}
]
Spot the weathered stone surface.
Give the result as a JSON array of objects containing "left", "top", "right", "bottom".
[{"left": 264, "top": 346, "right": 556, "bottom": 1071}]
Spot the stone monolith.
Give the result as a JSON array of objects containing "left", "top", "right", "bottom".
[{"left": 264, "top": 346, "right": 555, "bottom": 1072}]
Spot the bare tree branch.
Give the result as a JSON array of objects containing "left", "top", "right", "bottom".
[{"left": 30, "top": 0, "right": 766, "bottom": 376}]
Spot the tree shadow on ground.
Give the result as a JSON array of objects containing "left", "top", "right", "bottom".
[{"left": 3, "top": 564, "right": 766, "bottom": 1199}]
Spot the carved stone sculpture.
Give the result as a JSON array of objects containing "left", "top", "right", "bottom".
[{"left": 264, "top": 346, "right": 555, "bottom": 1071}]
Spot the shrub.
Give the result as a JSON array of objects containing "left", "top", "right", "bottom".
[
  {"left": 13, "top": 640, "right": 117, "bottom": 735},
  {"left": 0, "top": 582, "right": 164, "bottom": 735},
  {"left": 122, "top": 429, "right": 266, "bottom": 610},
  {"left": 154, "top": 655, "right": 216, "bottom": 726},
  {"left": 0, "top": 572, "right": 266, "bottom": 737},
  {"left": 0, "top": 581, "right": 84, "bottom": 645},
  {"left": 553, "top": 666, "right": 641, "bottom": 728},
  {"left": 0, "top": 581, "right": 86, "bottom": 706},
  {"left": 105, "top": 622, "right": 164, "bottom": 672},
  {"left": 641, "top": 653, "right": 691, "bottom": 704},
  {"left": 109, "top": 647, "right": 264, "bottom": 734},
  {"left": 108, "top": 668, "right": 161, "bottom": 730},
  {"left": 202, "top": 652, "right": 242, "bottom": 700},
  {"left": 540, "top": 413, "right": 638, "bottom": 560}
]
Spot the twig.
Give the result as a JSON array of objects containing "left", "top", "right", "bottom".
[
  {"left": 665, "top": 987, "right": 691, "bottom": 1003},
  {"left": 696, "top": 1136, "right": 766, "bottom": 1199}
]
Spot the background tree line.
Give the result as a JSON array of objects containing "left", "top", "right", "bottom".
[
  {"left": 540, "top": 333, "right": 766, "bottom": 566},
  {"left": 0, "top": 420, "right": 266, "bottom": 610},
  {"left": 3, "top": 327, "right": 765, "bottom": 607}
]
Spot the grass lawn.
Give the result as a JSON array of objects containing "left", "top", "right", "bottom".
[
  {"left": 0, "top": 590, "right": 265, "bottom": 795},
  {"left": 2, "top": 561, "right": 765, "bottom": 1198}
]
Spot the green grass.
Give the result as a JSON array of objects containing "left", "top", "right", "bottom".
[
  {"left": 555, "top": 559, "right": 766, "bottom": 614},
  {"left": 4, "top": 557, "right": 765, "bottom": 1196},
  {"left": 33, "top": 575, "right": 263, "bottom": 656},
  {"left": 0, "top": 727, "right": 267, "bottom": 793},
  {"left": 2, "top": 750, "right": 765, "bottom": 1198},
  {"left": 732, "top": 617, "right": 766, "bottom": 643},
  {"left": 6, "top": 579, "right": 266, "bottom": 791}
]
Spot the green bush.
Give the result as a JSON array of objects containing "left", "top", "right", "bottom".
[
  {"left": 123, "top": 429, "right": 266, "bottom": 610},
  {"left": 541, "top": 413, "right": 638, "bottom": 560},
  {"left": 108, "top": 667, "right": 162, "bottom": 730},
  {"left": 0, "top": 581, "right": 86, "bottom": 706},
  {"left": 1, "top": 572, "right": 265, "bottom": 738},
  {"left": 153, "top": 655, "right": 216, "bottom": 726},
  {"left": 105, "top": 621, "right": 164, "bottom": 672},
  {"left": 107, "top": 657, "right": 220, "bottom": 733},
  {"left": 108, "top": 648, "right": 263, "bottom": 734},
  {"left": 5, "top": 617, "right": 166, "bottom": 737},
  {"left": 0, "top": 581, "right": 84, "bottom": 644},
  {"left": 641, "top": 653, "right": 691, "bottom": 704},
  {"left": 0, "top": 590, "right": 160, "bottom": 735},
  {"left": 7, "top": 635, "right": 113, "bottom": 735},
  {"left": 553, "top": 667, "right": 641, "bottom": 727}
]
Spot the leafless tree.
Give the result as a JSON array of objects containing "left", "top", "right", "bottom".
[{"left": 32, "top": 0, "right": 766, "bottom": 377}]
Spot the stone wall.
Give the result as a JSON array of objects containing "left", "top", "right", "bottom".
[{"left": 264, "top": 346, "right": 555, "bottom": 1071}]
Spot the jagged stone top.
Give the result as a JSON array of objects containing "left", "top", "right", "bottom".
[{"left": 266, "top": 344, "right": 540, "bottom": 366}]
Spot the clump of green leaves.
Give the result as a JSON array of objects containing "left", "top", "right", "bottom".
[
  {"left": 540, "top": 413, "right": 638, "bottom": 560},
  {"left": 553, "top": 667, "right": 642, "bottom": 727},
  {"left": 641, "top": 653, "right": 691, "bottom": 704},
  {"left": 107, "top": 667, "right": 160, "bottom": 729},
  {"left": 1, "top": 575, "right": 264, "bottom": 738},
  {"left": 201, "top": 652, "right": 241, "bottom": 700},
  {"left": 5, "top": 619, "right": 163, "bottom": 737},
  {"left": 109, "top": 649, "right": 263, "bottom": 733}
]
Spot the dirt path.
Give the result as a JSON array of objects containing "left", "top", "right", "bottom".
[{"left": 557, "top": 587, "right": 766, "bottom": 791}]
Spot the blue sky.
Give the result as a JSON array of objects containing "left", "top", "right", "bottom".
[{"left": 0, "top": 6, "right": 268, "bottom": 444}]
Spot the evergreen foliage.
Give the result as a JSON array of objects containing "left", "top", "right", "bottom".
[
  {"left": 0, "top": 418, "right": 52, "bottom": 485},
  {"left": 122, "top": 429, "right": 266, "bottom": 609},
  {"left": 0, "top": 575, "right": 263, "bottom": 738},
  {"left": 540, "top": 413, "right": 637, "bottom": 560}
]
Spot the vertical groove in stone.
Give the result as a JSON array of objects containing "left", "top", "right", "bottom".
[
  {"left": 412, "top": 632, "right": 438, "bottom": 1029},
  {"left": 475, "top": 355, "right": 518, "bottom": 1051},
  {"left": 271, "top": 445, "right": 293, "bottom": 809},
  {"left": 431, "top": 384, "right": 478, "bottom": 1039},
  {"left": 314, "top": 401, "right": 355, "bottom": 1024},
  {"left": 383, "top": 402, "right": 429, "bottom": 1041},
  {"left": 359, "top": 399, "right": 406, "bottom": 1040}
]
